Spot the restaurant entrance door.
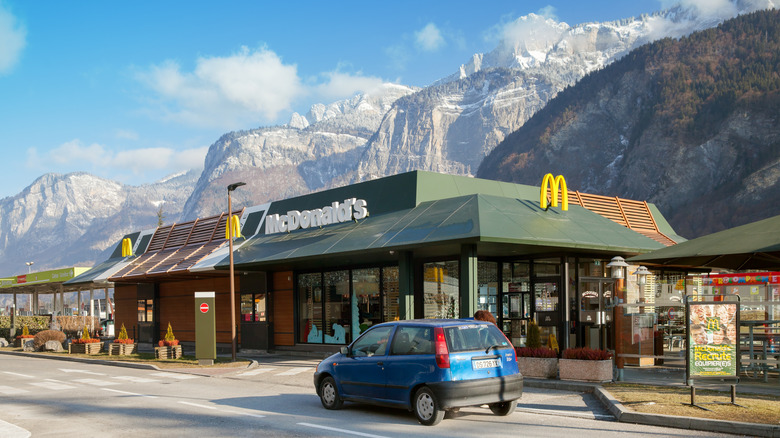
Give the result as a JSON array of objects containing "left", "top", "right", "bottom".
[{"left": 578, "top": 278, "right": 614, "bottom": 350}]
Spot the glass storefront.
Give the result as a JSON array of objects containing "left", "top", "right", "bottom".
[
  {"left": 241, "top": 292, "right": 267, "bottom": 322},
  {"left": 501, "top": 262, "right": 530, "bottom": 346},
  {"left": 477, "top": 261, "right": 498, "bottom": 315},
  {"left": 298, "top": 266, "right": 399, "bottom": 344},
  {"left": 423, "top": 261, "right": 459, "bottom": 319}
]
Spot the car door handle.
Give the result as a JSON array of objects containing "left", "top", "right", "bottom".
[{"left": 376, "top": 362, "right": 384, "bottom": 366}]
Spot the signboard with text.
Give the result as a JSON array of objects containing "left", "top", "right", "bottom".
[{"left": 686, "top": 295, "right": 739, "bottom": 383}]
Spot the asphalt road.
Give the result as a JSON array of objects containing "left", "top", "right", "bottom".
[{"left": 0, "top": 355, "right": 739, "bottom": 437}]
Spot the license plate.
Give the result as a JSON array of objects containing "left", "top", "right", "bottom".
[{"left": 473, "top": 358, "right": 499, "bottom": 369}]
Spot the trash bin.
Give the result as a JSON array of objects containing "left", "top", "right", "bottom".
[{"left": 654, "top": 330, "right": 664, "bottom": 365}]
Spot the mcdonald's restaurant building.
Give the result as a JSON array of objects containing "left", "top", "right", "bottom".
[{"left": 68, "top": 171, "right": 684, "bottom": 355}]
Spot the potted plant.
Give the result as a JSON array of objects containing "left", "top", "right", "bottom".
[
  {"left": 14, "top": 325, "right": 35, "bottom": 348},
  {"left": 558, "top": 347, "right": 613, "bottom": 382},
  {"left": 155, "top": 322, "right": 182, "bottom": 359},
  {"left": 69, "top": 325, "right": 103, "bottom": 354},
  {"left": 515, "top": 320, "right": 559, "bottom": 378},
  {"left": 109, "top": 324, "right": 136, "bottom": 355}
]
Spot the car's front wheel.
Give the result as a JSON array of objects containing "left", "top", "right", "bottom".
[
  {"left": 318, "top": 376, "right": 343, "bottom": 410},
  {"left": 489, "top": 399, "right": 517, "bottom": 416},
  {"left": 413, "top": 387, "right": 444, "bottom": 426}
]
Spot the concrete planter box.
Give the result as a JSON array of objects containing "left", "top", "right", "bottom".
[
  {"left": 109, "top": 343, "right": 137, "bottom": 355},
  {"left": 517, "top": 357, "right": 558, "bottom": 379},
  {"left": 69, "top": 342, "right": 103, "bottom": 355},
  {"left": 559, "top": 358, "right": 613, "bottom": 382}
]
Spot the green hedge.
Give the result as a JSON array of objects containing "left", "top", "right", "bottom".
[{"left": 0, "top": 315, "right": 52, "bottom": 339}]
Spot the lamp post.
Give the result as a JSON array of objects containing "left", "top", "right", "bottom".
[
  {"left": 26, "top": 261, "right": 34, "bottom": 273},
  {"left": 607, "top": 256, "right": 629, "bottom": 381},
  {"left": 227, "top": 182, "right": 246, "bottom": 362}
]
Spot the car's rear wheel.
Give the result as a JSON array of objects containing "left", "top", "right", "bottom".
[
  {"left": 489, "top": 399, "right": 517, "bottom": 416},
  {"left": 413, "top": 387, "right": 444, "bottom": 426},
  {"left": 319, "top": 376, "right": 343, "bottom": 410}
]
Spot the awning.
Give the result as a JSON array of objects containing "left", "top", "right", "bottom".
[
  {"left": 218, "top": 194, "right": 665, "bottom": 270},
  {"left": 629, "top": 214, "right": 780, "bottom": 270}
]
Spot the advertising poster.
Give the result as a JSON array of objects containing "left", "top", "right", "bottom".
[{"left": 687, "top": 296, "right": 739, "bottom": 379}]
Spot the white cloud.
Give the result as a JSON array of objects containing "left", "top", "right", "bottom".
[
  {"left": 314, "top": 69, "right": 385, "bottom": 101},
  {"left": 137, "top": 46, "right": 304, "bottom": 128},
  {"left": 116, "top": 129, "right": 139, "bottom": 140},
  {"left": 0, "top": 2, "right": 26, "bottom": 74},
  {"left": 415, "top": 23, "right": 445, "bottom": 52},
  {"left": 536, "top": 5, "right": 558, "bottom": 20},
  {"left": 30, "top": 140, "right": 207, "bottom": 178}
]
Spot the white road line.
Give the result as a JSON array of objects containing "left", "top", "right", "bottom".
[
  {"left": 0, "top": 385, "right": 29, "bottom": 395},
  {"left": 0, "top": 418, "right": 30, "bottom": 438},
  {"left": 72, "top": 378, "right": 120, "bottom": 387},
  {"left": 112, "top": 376, "right": 160, "bottom": 383},
  {"left": 2, "top": 371, "right": 34, "bottom": 378},
  {"left": 178, "top": 401, "right": 218, "bottom": 410},
  {"left": 30, "top": 382, "right": 76, "bottom": 390},
  {"left": 101, "top": 388, "right": 158, "bottom": 398},
  {"left": 58, "top": 368, "right": 105, "bottom": 376},
  {"left": 233, "top": 411, "right": 266, "bottom": 418},
  {"left": 515, "top": 407, "right": 614, "bottom": 421},
  {"left": 298, "top": 422, "right": 390, "bottom": 438},
  {"left": 237, "top": 368, "right": 276, "bottom": 376},
  {"left": 276, "top": 367, "right": 311, "bottom": 376},
  {"left": 150, "top": 372, "right": 199, "bottom": 380}
]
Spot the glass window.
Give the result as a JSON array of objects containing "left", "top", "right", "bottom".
[
  {"left": 324, "top": 271, "right": 350, "bottom": 344},
  {"left": 477, "top": 261, "right": 498, "bottom": 315},
  {"left": 241, "top": 294, "right": 255, "bottom": 322},
  {"left": 444, "top": 324, "right": 508, "bottom": 352},
  {"left": 423, "top": 261, "right": 459, "bottom": 319},
  {"left": 383, "top": 266, "right": 400, "bottom": 322},
  {"left": 391, "top": 326, "right": 433, "bottom": 355},
  {"left": 353, "top": 268, "right": 381, "bottom": 333},
  {"left": 298, "top": 273, "right": 322, "bottom": 343},
  {"left": 350, "top": 325, "right": 393, "bottom": 357},
  {"left": 578, "top": 258, "right": 608, "bottom": 278},
  {"left": 534, "top": 258, "right": 561, "bottom": 277},
  {"left": 137, "top": 299, "right": 153, "bottom": 322},
  {"left": 255, "top": 293, "right": 267, "bottom": 322},
  {"left": 535, "top": 282, "right": 558, "bottom": 311}
]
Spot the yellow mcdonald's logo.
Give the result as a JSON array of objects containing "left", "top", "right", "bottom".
[
  {"left": 121, "top": 238, "right": 133, "bottom": 257},
  {"left": 540, "top": 173, "right": 568, "bottom": 211},
  {"left": 705, "top": 317, "right": 721, "bottom": 332},
  {"left": 225, "top": 215, "right": 242, "bottom": 240}
]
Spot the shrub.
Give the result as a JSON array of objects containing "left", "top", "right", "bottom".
[
  {"left": 561, "top": 347, "right": 613, "bottom": 361},
  {"left": 515, "top": 347, "right": 558, "bottom": 358},
  {"left": 16, "top": 325, "right": 34, "bottom": 339},
  {"left": 55, "top": 316, "right": 99, "bottom": 339},
  {"left": 33, "top": 330, "right": 66, "bottom": 350},
  {"left": 114, "top": 324, "right": 134, "bottom": 344},
  {"left": 526, "top": 320, "right": 541, "bottom": 349}
]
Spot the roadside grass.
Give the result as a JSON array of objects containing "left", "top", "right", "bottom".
[
  {"left": 605, "top": 383, "right": 780, "bottom": 425},
  {"left": 1, "top": 346, "right": 251, "bottom": 369}
]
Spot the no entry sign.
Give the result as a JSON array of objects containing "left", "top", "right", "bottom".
[{"left": 199, "top": 302, "right": 209, "bottom": 313}]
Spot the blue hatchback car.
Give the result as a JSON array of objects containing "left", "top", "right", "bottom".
[{"left": 314, "top": 319, "right": 523, "bottom": 425}]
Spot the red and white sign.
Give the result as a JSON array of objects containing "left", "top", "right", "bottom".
[{"left": 199, "top": 303, "right": 209, "bottom": 313}]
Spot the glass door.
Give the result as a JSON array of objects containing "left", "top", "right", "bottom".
[
  {"left": 534, "top": 281, "right": 561, "bottom": 348},
  {"left": 578, "top": 279, "right": 614, "bottom": 350}
]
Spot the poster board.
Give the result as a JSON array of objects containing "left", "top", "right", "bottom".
[{"left": 685, "top": 295, "right": 740, "bottom": 384}]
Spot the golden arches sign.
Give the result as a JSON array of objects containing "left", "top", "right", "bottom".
[
  {"left": 121, "top": 238, "right": 133, "bottom": 257},
  {"left": 225, "top": 215, "right": 242, "bottom": 240},
  {"left": 540, "top": 173, "right": 568, "bottom": 211}
]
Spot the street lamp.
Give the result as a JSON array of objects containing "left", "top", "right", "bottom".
[
  {"left": 25, "top": 261, "right": 34, "bottom": 273},
  {"left": 635, "top": 265, "right": 650, "bottom": 301},
  {"left": 227, "top": 182, "right": 246, "bottom": 362},
  {"left": 607, "top": 256, "right": 629, "bottom": 381}
]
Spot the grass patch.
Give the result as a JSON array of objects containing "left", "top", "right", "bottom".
[{"left": 605, "top": 383, "right": 780, "bottom": 425}]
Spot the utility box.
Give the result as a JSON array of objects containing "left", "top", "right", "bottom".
[{"left": 194, "top": 291, "right": 216, "bottom": 365}]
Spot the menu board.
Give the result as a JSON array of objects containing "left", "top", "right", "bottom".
[{"left": 686, "top": 295, "right": 739, "bottom": 380}]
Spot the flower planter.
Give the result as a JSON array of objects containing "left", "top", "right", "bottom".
[
  {"left": 109, "top": 343, "right": 137, "bottom": 356},
  {"left": 517, "top": 357, "right": 558, "bottom": 379},
  {"left": 14, "top": 337, "right": 34, "bottom": 348},
  {"left": 558, "top": 358, "right": 613, "bottom": 382},
  {"left": 69, "top": 342, "right": 103, "bottom": 355},
  {"left": 155, "top": 345, "right": 182, "bottom": 359}
]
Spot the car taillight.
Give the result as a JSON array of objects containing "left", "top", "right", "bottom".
[{"left": 434, "top": 327, "right": 450, "bottom": 368}]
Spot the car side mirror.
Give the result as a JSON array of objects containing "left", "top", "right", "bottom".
[{"left": 340, "top": 346, "right": 349, "bottom": 355}]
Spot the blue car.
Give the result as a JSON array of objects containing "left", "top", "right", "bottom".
[{"left": 314, "top": 319, "right": 523, "bottom": 425}]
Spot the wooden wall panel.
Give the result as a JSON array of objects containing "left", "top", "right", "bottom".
[
  {"left": 272, "top": 271, "right": 294, "bottom": 346},
  {"left": 114, "top": 284, "right": 137, "bottom": 340},
  {"left": 157, "top": 276, "right": 236, "bottom": 343}
]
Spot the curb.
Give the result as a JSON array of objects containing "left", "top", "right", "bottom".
[
  {"left": 526, "top": 378, "right": 780, "bottom": 438},
  {"left": 0, "top": 349, "right": 162, "bottom": 371}
]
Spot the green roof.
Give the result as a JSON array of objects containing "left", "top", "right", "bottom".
[
  {"left": 222, "top": 194, "right": 664, "bottom": 270},
  {"left": 629, "top": 214, "right": 780, "bottom": 270}
]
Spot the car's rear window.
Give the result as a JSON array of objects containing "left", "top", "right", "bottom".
[{"left": 444, "top": 324, "right": 509, "bottom": 353}]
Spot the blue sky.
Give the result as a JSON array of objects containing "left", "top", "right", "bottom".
[{"left": 0, "top": 0, "right": 685, "bottom": 198}]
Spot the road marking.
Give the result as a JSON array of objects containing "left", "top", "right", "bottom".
[
  {"left": 150, "top": 372, "right": 199, "bottom": 380},
  {"left": 101, "top": 388, "right": 158, "bottom": 398},
  {"left": 276, "top": 367, "right": 311, "bottom": 376},
  {"left": 112, "top": 376, "right": 160, "bottom": 383},
  {"left": 237, "top": 368, "right": 276, "bottom": 376},
  {"left": 58, "top": 368, "right": 105, "bottom": 376},
  {"left": 233, "top": 411, "right": 266, "bottom": 418},
  {"left": 2, "top": 371, "right": 33, "bottom": 378},
  {"left": 0, "top": 385, "right": 29, "bottom": 395},
  {"left": 0, "top": 418, "right": 30, "bottom": 438},
  {"left": 298, "top": 423, "right": 390, "bottom": 438},
  {"left": 30, "top": 382, "right": 76, "bottom": 390},
  {"left": 178, "top": 401, "right": 218, "bottom": 410},
  {"left": 515, "top": 407, "right": 614, "bottom": 421},
  {"left": 72, "top": 378, "right": 120, "bottom": 387}
]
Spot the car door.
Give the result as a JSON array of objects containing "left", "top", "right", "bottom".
[
  {"left": 335, "top": 325, "right": 393, "bottom": 401},
  {"left": 383, "top": 325, "right": 437, "bottom": 404}
]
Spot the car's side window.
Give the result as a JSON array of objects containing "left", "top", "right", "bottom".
[
  {"left": 391, "top": 327, "right": 433, "bottom": 355},
  {"left": 350, "top": 326, "right": 393, "bottom": 357}
]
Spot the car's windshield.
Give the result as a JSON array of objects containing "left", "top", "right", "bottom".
[{"left": 444, "top": 324, "right": 509, "bottom": 352}]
